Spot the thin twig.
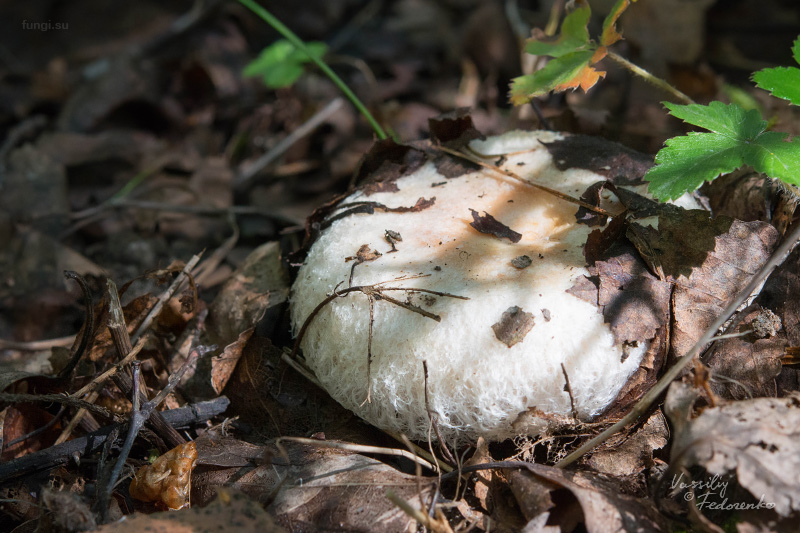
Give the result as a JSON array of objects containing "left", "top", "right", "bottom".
[
  {"left": 5, "top": 406, "right": 66, "bottom": 448},
  {"left": 234, "top": 98, "right": 344, "bottom": 189},
  {"left": 557, "top": 220, "right": 800, "bottom": 467},
  {"left": 58, "top": 271, "right": 95, "bottom": 379},
  {"left": 290, "top": 280, "right": 468, "bottom": 360},
  {"left": 131, "top": 253, "right": 202, "bottom": 343},
  {"left": 97, "top": 344, "right": 209, "bottom": 522},
  {"left": 105, "top": 280, "right": 186, "bottom": 449},
  {"left": 436, "top": 145, "right": 618, "bottom": 217},
  {"left": 561, "top": 363, "right": 578, "bottom": 421},
  {"left": 607, "top": 51, "right": 695, "bottom": 105},
  {"left": 0, "top": 393, "right": 113, "bottom": 421},
  {"left": 276, "top": 436, "right": 438, "bottom": 472},
  {"left": 0, "top": 397, "right": 230, "bottom": 484},
  {"left": 0, "top": 336, "right": 75, "bottom": 351},
  {"left": 70, "top": 336, "right": 147, "bottom": 399},
  {"left": 55, "top": 390, "right": 100, "bottom": 445}
]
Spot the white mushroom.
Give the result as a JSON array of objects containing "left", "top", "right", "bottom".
[{"left": 290, "top": 130, "right": 688, "bottom": 442}]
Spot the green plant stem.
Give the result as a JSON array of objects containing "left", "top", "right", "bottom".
[
  {"left": 607, "top": 51, "right": 695, "bottom": 105},
  {"left": 237, "top": 0, "right": 387, "bottom": 140}
]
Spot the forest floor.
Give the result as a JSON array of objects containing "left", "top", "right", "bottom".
[{"left": 1, "top": 0, "right": 800, "bottom": 531}]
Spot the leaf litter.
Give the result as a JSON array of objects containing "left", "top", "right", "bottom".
[{"left": 1, "top": 1, "right": 800, "bottom": 531}]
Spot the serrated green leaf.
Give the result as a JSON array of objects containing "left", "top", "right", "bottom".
[
  {"left": 664, "top": 101, "right": 767, "bottom": 139},
  {"left": 510, "top": 49, "right": 597, "bottom": 104},
  {"left": 646, "top": 102, "right": 800, "bottom": 200},
  {"left": 753, "top": 67, "right": 800, "bottom": 106},
  {"left": 525, "top": 5, "right": 592, "bottom": 58},
  {"left": 645, "top": 133, "right": 754, "bottom": 200},
  {"left": 793, "top": 36, "right": 800, "bottom": 65}
]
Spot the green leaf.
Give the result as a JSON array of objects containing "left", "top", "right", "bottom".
[
  {"left": 262, "top": 62, "right": 305, "bottom": 88},
  {"left": 752, "top": 36, "right": 800, "bottom": 106},
  {"left": 664, "top": 101, "right": 767, "bottom": 138},
  {"left": 525, "top": 5, "right": 591, "bottom": 58},
  {"left": 600, "top": 0, "right": 639, "bottom": 46},
  {"left": 645, "top": 101, "right": 800, "bottom": 200},
  {"left": 753, "top": 67, "right": 800, "bottom": 107},
  {"left": 243, "top": 39, "right": 328, "bottom": 88},
  {"left": 510, "top": 49, "right": 597, "bottom": 104}
]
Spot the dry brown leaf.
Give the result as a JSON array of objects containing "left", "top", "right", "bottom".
[
  {"left": 507, "top": 462, "right": 669, "bottom": 532},
  {"left": 99, "top": 488, "right": 284, "bottom": 532},
  {"left": 587, "top": 410, "right": 669, "bottom": 478},
  {"left": 194, "top": 241, "right": 289, "bottom": 398},
  {"left": 665, "top": 382, "right": 800, "bottom": 517},
  {"left": 194, "top": 441, "right": 433, "bottom": 532}
]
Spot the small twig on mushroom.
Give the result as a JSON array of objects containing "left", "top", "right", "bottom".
[
  {"left": 423, "top": 361, "right": 457, "bottom": 465},
  {"left": 556, "top": 219, "right": 800, "bottom": 468},
  {"left": 290, "top": 276, "right": 468, "bottom": 403},
  {"left": 561, "top": 363, "right": 578, "bottom": 421},
  {"left": 436, "top": 145, "right": 619, "bottom": 217}
]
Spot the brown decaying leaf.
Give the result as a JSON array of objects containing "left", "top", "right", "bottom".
[
  {"left": 0, "top": 404, "right": 61, "bottom": 460},
  {"left": 627, "top": 210, "right": 778, "bottom": 359},
  {"left": 210, "top": 328, "right": 254, "bottom": 395},
  {"left": 202, "top": 241, "right": 289, "bottom": 396},
  {"left": 507, "top": 462, "right": 669, "bottom": 531},
  {"left": 129, "top": 440, "right": 198, "bottom": 510},
  {"left": 704, "top": 305, "right": 785, "bottom": 400},
  {"left": 352, "top": 138, "right": 420, "bottom": 190},
  {"left": 427, "top": 107, "right": 486, "bottom": 150},
  {"left": 491, "top": 306, "right": 535, "bottom": 348},
  {"left": 469, "top": 209, "right": 522, "bottom": 243},
  {"left": 587, "top": 410, "right": 668, "bottom": 478},
  {"left": 542, "top": 135, "right": 653, "bottom": 186},
  {"left": 98, "top": 489, "right": 284, "bottom": 533},
  {"left": 665, "top": 382, "right": 800, "bottom": 518},
  {"left": 751, "top": 243, "right": 800, "bottom": 393},
  {"left": 193, "top": 442, "right": 433, "bottom": 532}
]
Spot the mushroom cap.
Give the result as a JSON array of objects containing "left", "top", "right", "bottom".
[{"left": 291, "top": 131, "right": 655, "bottom": 442}]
